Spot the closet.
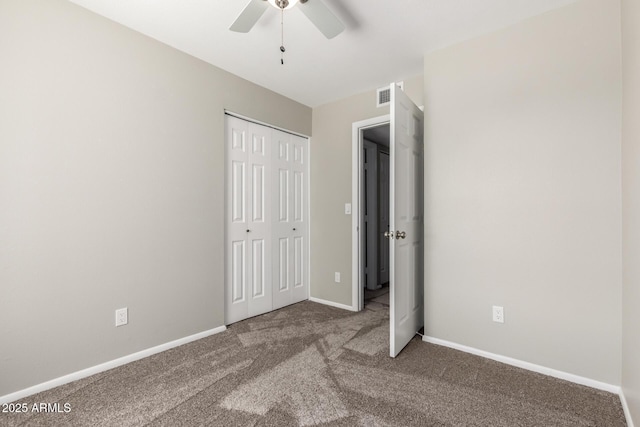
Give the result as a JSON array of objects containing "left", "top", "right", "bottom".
[{"left": 225, "top": 115, "right": 309, "bottom": 324}]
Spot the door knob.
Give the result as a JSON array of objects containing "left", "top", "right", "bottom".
[
  {"left": 384, "top": 231, "right": 395, "bottom": 239},
  {"left": 396, "top": 231, "right": 406, "bottom": 239}
]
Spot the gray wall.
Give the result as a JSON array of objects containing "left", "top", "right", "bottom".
[
  {"left": 622, "top": 0, "right": 640, "bottom": 421},
  {"left": 310, "top": 76, "right": 422, "bottom": 306},
  {"left": 1, "top": 0, "right": 632, "bottom": 405},
  {"left": 423, "top": 0, "right": 622, "bottom": 384},
  {"left": 0, "top": 0, "right": 311, "bottom": 396}
]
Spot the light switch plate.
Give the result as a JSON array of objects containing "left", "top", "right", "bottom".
[{"left": 345, "top": 203, "right": 351, "bottom": 215}]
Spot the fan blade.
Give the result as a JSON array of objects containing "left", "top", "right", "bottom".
[
  {"left": 299, "top": 0, "right": 345, "bottom": 39},
  {"left": 230, "top": 0, "right": 269, "bottom": 33}
]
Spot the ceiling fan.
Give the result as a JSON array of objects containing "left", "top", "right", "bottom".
[{"left": 230, "top": 0, "right": 345, "bottom": 39}]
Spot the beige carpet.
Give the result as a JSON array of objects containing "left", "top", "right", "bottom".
[{"left": 0, "top": 301, "right": 626, "bottom": 426}]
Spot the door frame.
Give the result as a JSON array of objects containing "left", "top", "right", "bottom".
[
  {"left": 351, "top": 115, "right": 390, "bottom": 312},
  {"left": 362, "top": 139, "right": 379, "bottom": 293}
]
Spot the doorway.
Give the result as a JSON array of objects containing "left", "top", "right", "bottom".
[
  {"left": 351, "top": 115, "right": 389, "bottom": 313},
  {"left": 361, "top": 124, "right": 391, "bottom": 308}
]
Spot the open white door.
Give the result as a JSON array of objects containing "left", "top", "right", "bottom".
[{"left": 389, "top": 84, "right": 424, "bottom": 357}]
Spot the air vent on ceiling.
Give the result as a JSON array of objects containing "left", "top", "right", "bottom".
[{"left": 376, "top": 81, "right": 404, "bottom": 108}]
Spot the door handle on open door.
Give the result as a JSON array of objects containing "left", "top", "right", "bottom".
[
  {"left": 384, "top": 231, "right": 394, "bottom": 239},
  {"left": 396, "top": 231, "right": 406, "bottom": 239}
]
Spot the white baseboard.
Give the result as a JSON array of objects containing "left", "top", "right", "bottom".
[
  {"left": 422, "top": 335, "right": 620, "bottom": 394},
  {"left": 309, "top": 297, "right": 357, "bottom": 312},
  {"left": 0, "top": 326, "right": 227, "bottom": 405},
  {"left": 620, "top": 388, "right": 636, "bottom": 427}
]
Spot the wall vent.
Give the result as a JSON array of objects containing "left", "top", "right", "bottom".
[
  {"left": 377, "top": 87, "right": 391, "bottom": 107},
  {"left": 376, "top": 81, "right": 404, "bottom": 107}
]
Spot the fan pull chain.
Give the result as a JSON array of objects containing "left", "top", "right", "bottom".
[{"left": 280, "top": 7, "right": 285, "bottom": 65}]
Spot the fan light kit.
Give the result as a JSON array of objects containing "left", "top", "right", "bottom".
[
  {"left": 267, "top": 0, "right": 299, "bottom": 10},
  {"left": 230, "top": 0, "right": 345, "bottom": 65}
]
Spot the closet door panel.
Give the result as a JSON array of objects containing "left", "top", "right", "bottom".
[
  {"left": 226, "top": 117, "right": 250, "bottom": 323},
  {"left": 272, "top": 131, "right": 293, "bottom": 309},
  {"left": 251, "top": 239, "right": 265, "bottom": 297},
  {"left": 294, "top": 171, "right": 304, "bottom": 223},
  {"left": 290, "top": 135, "right": 309, "bottom": 303},
  {"left": 246, "top": 123, "right": 272, "bottom": 318},
  {"left": 294, "top": 236, "right": 304, "bottom": 289},
  {"left": 252, "top": 164, "right": 265, "bottom": 223},
  {"left": 231, "top": 240, "right": 246, "bottom": 303},
  {"left": 231, "top": 162, "right": 246, "bottom": 223},
  {"left": 278, "top": 238, "right": 290, "bottom": 292},
  {"left": 278, "top": 169, "right": 289, "bottom": 222},
  {"left": 226, "top": 116, "right": 272, "bottom": 323}
]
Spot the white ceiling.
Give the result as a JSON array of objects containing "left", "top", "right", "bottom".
[{"left": 68, "top": 0, "right": 579, "bottom": 107}]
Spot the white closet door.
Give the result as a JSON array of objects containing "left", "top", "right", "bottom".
[
  {"left": 272, "top": 130, "right": 309, "bottom": 309},
  {"left": 225, "top": 116, "right": 272, "bottom": 324},
  {"left": 290, "top": 133, "right": 308, "bottom": 304}
]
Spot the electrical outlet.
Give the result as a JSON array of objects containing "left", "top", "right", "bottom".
[
  {"left": 115, "top": 307, "right": 128, "bottom": 327},
  {"left": 492, "top": 306, "right": 504, "bottom": 323},
  {"left": 334, "top": 272, "right": 341, "bottom": 283}
]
